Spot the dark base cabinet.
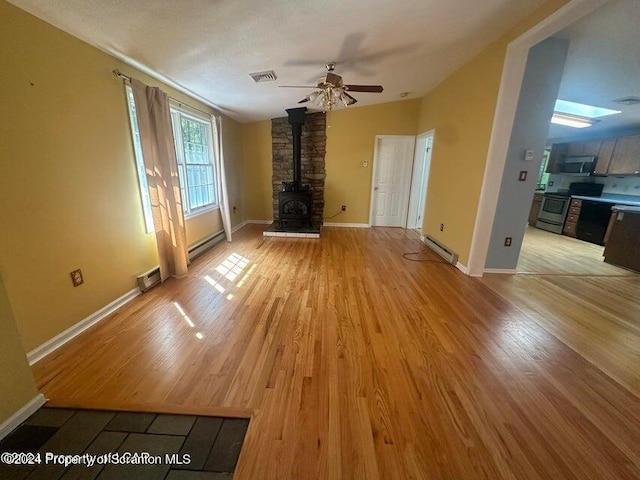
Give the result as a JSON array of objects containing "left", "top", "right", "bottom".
[
  {"left": 604, "top": 210, "right": 640, "bottom": 273},
  {"left": 575, "top": 200, "right": 614, "bottom": 246}
]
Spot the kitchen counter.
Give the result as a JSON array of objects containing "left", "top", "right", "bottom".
[
  {"left": 611, "top": 205, "right": 640, "bottom": 214},
  {"left": 571, "top": 193, "right": 640, "bottom": 206}
]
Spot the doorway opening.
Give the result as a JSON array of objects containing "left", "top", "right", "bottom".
[{"left": 406, "top": 131, "right": 434, "bottom": 232}]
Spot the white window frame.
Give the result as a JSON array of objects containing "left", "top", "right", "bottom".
[
  {"left": 125, "top": 84, "right": 219, "bottom": 228},
  {"left": 125, "top": 85, "right": 154, "bottom": 234},
  {"left": 169, "top": 106, "right": 219, "bottom": 218}
]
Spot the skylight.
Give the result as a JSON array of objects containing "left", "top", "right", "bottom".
[{"left": 554, "top": 99, "right": 621, "bottom": 119}]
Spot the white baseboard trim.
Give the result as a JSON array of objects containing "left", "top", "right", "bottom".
[
  {"left": 231, "top": 221, "right": 247, "bottom": 233},
  {"left": 0, "top": 393, "right": 46, "bottom": 441},
  {"left": 246, "top": 219, "right": 273, "bottom": 224},
  {"left": 27, "top": 288, "right": 140, "bottom": 365},
  {"left": 483, "top": 268, "right": 517, "bottom": 275},
  {"left": 323, "top": 222, "right": 370, "bottom": 228},
  {"left": 234, "top": 220, "right": 272, "bottom": 233},
  {"left": 455, "top": 262, "right": 470, "bottom": 275}
]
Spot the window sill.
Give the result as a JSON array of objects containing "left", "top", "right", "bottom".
[{"left": 185, "top": 205, "right": 220, "bottom": 220}]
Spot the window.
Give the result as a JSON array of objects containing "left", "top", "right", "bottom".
[
  {"left": 125, "top": 86, "right": 218, "bottom": 230},
  {"left": 170, "top": 109, "right": 218, "bottom": 216},
  {"left": 537, "top": 149, "right": 551, "bottom": 190},
  {"left": 125, "top": 86, "right": 154, "bottom": 233}
]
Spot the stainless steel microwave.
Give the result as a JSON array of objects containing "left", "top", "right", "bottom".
[{"left": 558, "top": 155, "right": 597, "bottom": 175}]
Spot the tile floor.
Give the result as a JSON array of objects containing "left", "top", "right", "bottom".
[{"left": 0, "top": 408, "right": 249, "bottom": 480}]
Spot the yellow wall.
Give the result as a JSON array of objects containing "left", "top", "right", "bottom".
[
  {"left": 0, "top": 0, "right": 242, "bottom": 351},
  {"left": 241, "top": 120, "right": 273, "bottom": 221},
  {"left": 417, "top": 0, "right": 568, "bottom": 265},
  {"left": 239, "top": 101, "right": 420, "bottom": 224},
  {"left": 0, "top": 272, "right": 39, "bottom": 425},
  {"left": 221, "top": 117, "right": 245, "bottom": 228},
  {"left": 325, "top": 100, "right": 421, "bottom": 224}
]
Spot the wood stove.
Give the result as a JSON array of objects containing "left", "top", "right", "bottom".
[{"left": 278, "top": 107, "right": 313, "bottom": 227}]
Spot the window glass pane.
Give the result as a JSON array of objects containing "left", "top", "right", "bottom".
[
  {"left": 169, "top": 108, "right": 218, "bottom": 215},
  {"left": 126, "top": 86, "right": 154, "bottom": 233}
]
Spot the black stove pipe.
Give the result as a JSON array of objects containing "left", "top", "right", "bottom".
[{"left": 286, "top": 107, "right": 307, "bottom": 191}]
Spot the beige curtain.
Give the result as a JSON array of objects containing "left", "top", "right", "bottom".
[
  {"left": 212, "top": 115, "right": 232, "bottom": 242},
  {"left": 131, "top": 79, "right": 188, "bottom": 281}
]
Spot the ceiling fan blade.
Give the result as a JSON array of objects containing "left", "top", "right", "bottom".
[
  {"left": 298, "top": 96, "right": 311, "bottom": 104},
  {"left": 343, "top": 92, "right": 358, "bottom": 106},
  {"left": 325, "top": 72, "right": 343, "bottom": 87},
  {"left": 279, "top": 85, "right": 317, "bottom": 88},
  {"left": 345, "top": 84, "right": 384, "bottom": 93}
]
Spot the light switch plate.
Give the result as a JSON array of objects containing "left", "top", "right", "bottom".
[{"left": 524, "top": 149, "right": 534, "bottom": 161}]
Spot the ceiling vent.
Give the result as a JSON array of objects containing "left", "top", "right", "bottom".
[
  {"left": 249, "top": 70, "right": 277, "bottom": 83},
  {"left": 613, "top": 96, "right": 640, "bottom": 106}
]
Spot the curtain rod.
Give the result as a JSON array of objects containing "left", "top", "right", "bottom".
[{"left": 112, "top": 69, "right": 214, "bottom": 118}]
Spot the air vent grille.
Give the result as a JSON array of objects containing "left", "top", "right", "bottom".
[
  {"left": 613, "top": 96, "right": 640, "bottom": 106},
  {"left": 249, "top": 70, "right": 277, "bottom": 83}
]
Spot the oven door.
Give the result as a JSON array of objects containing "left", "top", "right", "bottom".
[{"left": 536, "top": 195, "right": 570, "bottom": 233}]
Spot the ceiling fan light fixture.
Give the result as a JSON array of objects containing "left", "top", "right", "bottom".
[{"left": 308, "top": 90, "right": 322, "bottom": 103}]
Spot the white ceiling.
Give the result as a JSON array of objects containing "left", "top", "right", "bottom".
[
  {"left": 547, "top": 0, "right": 640, "bottom": 140},
  {"left": 8, "top": 0, "right": 548, "bottom": 122}
]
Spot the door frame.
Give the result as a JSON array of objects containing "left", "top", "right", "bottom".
[
  {"left": 406, "top": 130, "right": 435, "bottom": 231},
  {"left": 466, "top": 0, "right": 607, "bottom": 276},
  {"left": 369, "top": 135, "right": 416, "bottom": 227}
]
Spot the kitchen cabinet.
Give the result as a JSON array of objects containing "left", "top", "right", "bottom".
[
  {"left": 548, "top": 134, "right": 640, "bottom": 176},
  {"left": 594, "top": 138, "right": 617, "bottom": 175},
  {"left": 562, "top": 198, "right": 581, "bottom": 237},
  {"left": 546, "top": 143, "right": 567, "bottom": 173},
  {"left": 603, "top": 211, "right": 616, "bottom": 245},
  {"left": 546, "top": 140, "right": 600, "bottom": 173},
  {"left": 566, "top": 140, "right": 601, "bottom": 156},
  {"left": 608, "top": 135, "right": 640, "bottom": 175},
  {"left": 604, "top": 208, "right": 640, "bottom": 272},
  {"left": 528, "top": 193, "right": 544, "bottom": 226}
]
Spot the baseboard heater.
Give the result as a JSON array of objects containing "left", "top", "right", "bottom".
[
  {"left": 136, "top": 231, "right": 226, "bottom": 293},
  {"left": 421, "top": 235, "right": 459, "bottom": 265}
]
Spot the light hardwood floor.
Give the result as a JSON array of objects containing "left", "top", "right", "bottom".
[
  {"left": 33, "top": 225, "right": 640, "bottom": 479},
  {"left": 517, "top": 225, "right": 635, "bottom": 275}
]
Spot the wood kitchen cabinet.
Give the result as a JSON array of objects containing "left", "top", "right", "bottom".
[
  {"left": 548, "top": 134, "right": 640, "bottom": 176},
  {"left": 566, "top": 139, "right": 601, "bottom": 156},
  {"left": 546, "top": 143, "right": 567, "bottom": 173},
  {"left": 563, "top": 199, "right": 582, "bottom": 237},
  {"left": 547, "top": 140, "right": 601, "bottom": 173},
  {"left": 608, "top": 134, "right": 640, "bottom": 175},
  {"left": 528, "top": 193, "right": 544, "bottom": 226},
  {"left": 594, "top": 137, "right": 617, "bottom": 175},
  {"left": 604, "top": 209, "right": 640, "bottom": 272},
  {"left": 603, "top": 211, "right": 617, "bottom": 245}
]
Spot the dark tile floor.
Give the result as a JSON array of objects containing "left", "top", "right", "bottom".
[{"left": 0, "top": 407, "right": 249, "bottom": 480}]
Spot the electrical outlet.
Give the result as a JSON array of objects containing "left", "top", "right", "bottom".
[
  {"left": 341, "top": 205, "right": 346, "bottom": 211},
  {"left": 70, "top": 269, "right": 84, "bottom": 287},
  {"left": 440, "top": 223, "right": 444, "bottom": 232},
  {"left": 504, "top": 237, "right": 512, "bottom": 247}
]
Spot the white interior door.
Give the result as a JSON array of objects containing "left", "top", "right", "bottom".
[
  {"left": 370, "top": 135, "right": 416, "bottom": 227},
  {"left": 407, "top": 132, "right": 434, "bottom": 230}
]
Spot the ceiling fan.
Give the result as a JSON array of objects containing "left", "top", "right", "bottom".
[{"left": 279, "top": 62, "right": 383, "bottom": 110}]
